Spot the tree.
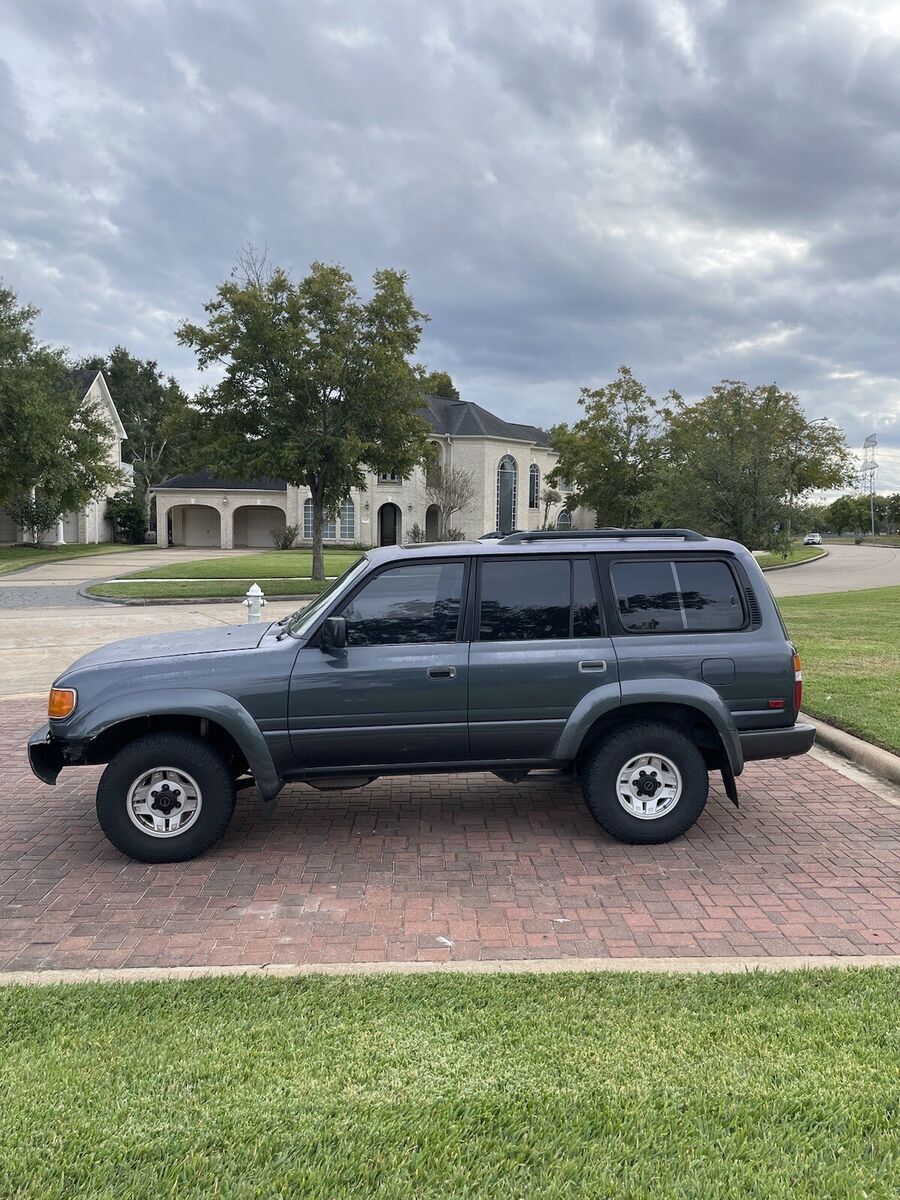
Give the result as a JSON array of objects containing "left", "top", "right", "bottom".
[
  {"left": 0, "top": 282, "right": 123, "bottom": 540},
  {"left": 105, "top": 490, "right": 148, "bottom": 544},
  {"left": 79, "top": 347, "right": 192, "bottom": 527},
  {"left": 418, "top": 369, "right": 459, "bottom": 399},
  {"left": 425, "top": 465, "right": 476, "bottom": 538},
  {"left": 548, "top": 367, "right": 664, "bottom": 527},
  {"left": 541, "top": 487, "right": 561, "bottom": 529},
  {"left": 177, "top": 250, "right": 431, "bottom": 579},
  {"left": 649, "top": 382, "right": 853, "bottom": 549}
]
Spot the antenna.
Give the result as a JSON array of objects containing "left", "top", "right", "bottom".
[{"left": 859, "top": 434, "right": 878, "bottom": 544}]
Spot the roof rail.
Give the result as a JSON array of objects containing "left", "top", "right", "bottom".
[{"left": 498, "top": 528, "right": 708, "bottom": 544}]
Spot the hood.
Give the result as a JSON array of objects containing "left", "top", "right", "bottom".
[{"left": 61, "top": 622, "right": 273, "bottom": 675}]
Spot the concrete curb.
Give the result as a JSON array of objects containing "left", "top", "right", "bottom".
[
  {"left": 760, "top": 547, "right": 828, "bottom": 571},
  {"left": 802, "top": 712, "right": 900, "bottom": 788},
  {"left": 77, "top": 586, "right": 316, "bottom": 607},
  {"left": 1, "top": 954, "right": 897, "bottom": 989}
]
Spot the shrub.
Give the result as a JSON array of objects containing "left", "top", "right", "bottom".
[
  {"left": 6, "top": 493, "right": 64, "bottom": 547},
  {"left": 408, "top": 522, "right": 425, "bottom": 543},
  {"left": 272, "top": 523, "right": 299, "bottom": 550},
  {"left": 105, "top": 491, "right": 147, "bottom": 544}
]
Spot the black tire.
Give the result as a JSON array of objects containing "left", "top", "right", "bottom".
[
  {"left": 580, "top": 721, "right": 709, "bottom": 844},
  {"left": 96, "top": 732, "right": 236, "bottom": 862}
]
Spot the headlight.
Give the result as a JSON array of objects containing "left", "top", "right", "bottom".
[{"left": 48, "top": 688, "right": 77, "bottom": 719}]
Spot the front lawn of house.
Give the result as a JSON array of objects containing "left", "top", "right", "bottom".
[
  {"left": 1, "top": 968, "right": 897, "bottom": 1199},
  {"left": 0, "top": 543, "right": 157, "bottom": 576},
  {"left": 779, "top": 584, "right": 900, "bottom": 754},
  {"left": 85, "top": 549, "right": 362, "bottom": 600}
]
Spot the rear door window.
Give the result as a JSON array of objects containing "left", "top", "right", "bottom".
[
  {"left": 477, "top": 557, "right": 604, "bottom": 641},
  {"left": 612, "top": 559, "right": 744, "bottom": 633}
]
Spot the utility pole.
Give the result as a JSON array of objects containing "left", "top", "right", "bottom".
[{"left": 860, "top": 434, "right": 878, "bottom": 545}]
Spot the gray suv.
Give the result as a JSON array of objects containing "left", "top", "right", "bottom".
[{"left": 28, "top": 529, "right": 814, "bottom": 862}]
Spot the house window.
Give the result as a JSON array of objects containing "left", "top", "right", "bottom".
[
  {"left": 425, "top": 442, "right": 442, "bottom": 487},
  {"left": 556, "top": 510, "right": 573, "bottom": 530},
  {"left": 528, "top": 463, "right": 540, "bottom": 508},
  {"left": 379, "top": 471, "right": 402, "bottom": 483},
  {"left": 303, "top": 498, "right": 336, "bottom": 539},
  {"left": 496, "top": 455, "right": 517, "bottom": 533},
  {"left": 339, "top": 497, "right": 354, "bottom": 540}
]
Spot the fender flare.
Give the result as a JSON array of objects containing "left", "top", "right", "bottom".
[
  {"left": 60, "top": 688, "right": 284, "bottom": 803},
  {"left": 555, "top": 679, "right": 744, "bottom": 775}
]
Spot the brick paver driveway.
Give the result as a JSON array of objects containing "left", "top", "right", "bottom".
[{"left": 2, "top": 698, "right": 898, "bottom": 972}]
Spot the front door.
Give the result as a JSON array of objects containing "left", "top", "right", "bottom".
[
  {"left": 378, "top": 503, "right": 400, "bottom": 546},
  {"left": 468, "top": 555, "right": 621, "bottom": 760},
  {"left": 289, "top": 558, "right": 470, "bottom": 768}
]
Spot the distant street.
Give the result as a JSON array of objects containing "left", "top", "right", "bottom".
[{"left": 766, "top": 543, "right": 900, "bottom": 597}]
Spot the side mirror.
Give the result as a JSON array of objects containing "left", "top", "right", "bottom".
[{"left": 320, "top": 616, "right": 347, "bottom": 652}]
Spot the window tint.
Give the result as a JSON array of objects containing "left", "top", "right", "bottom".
[
  {"left": 479, "top": 559, "right": 570, "bottom": 641},
  {"left": 573, "top": 558, "right": 603, "bottom": 637},
  {"left": 612, "top": 559, "right": 744, "bottom": 633},
  {"left": 339, "top": 562, "right": 464, "bottom": 646},
  {"left": 675, "top": 560, "right": 744, "bottom": 631}
]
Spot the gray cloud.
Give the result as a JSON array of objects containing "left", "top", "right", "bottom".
[{"left": 1, "top": 0, "right": 898, "bottom": 486}]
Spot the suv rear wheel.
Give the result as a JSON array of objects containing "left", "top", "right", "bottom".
[
  {"left": 580, "top": 722, "right": 709, "bottom": 844},
  {"left": 96, "top": 732, "right": 236, "bottom": 862}
]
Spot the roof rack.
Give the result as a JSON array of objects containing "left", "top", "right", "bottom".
[{"left": 498, "top": 528, "right": 707, "bottom": 544}]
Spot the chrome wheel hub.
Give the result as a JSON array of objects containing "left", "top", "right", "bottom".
[
  {"left": 126, "top": 767, "right": 202, "bottom": 838},
  {"left": 616, "top": 753, "right": 682, "bottom": 820}
]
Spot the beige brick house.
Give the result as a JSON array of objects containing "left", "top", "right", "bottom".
[
  {"left": 153, "top": 395, "right": 588, "bottom": 548},
  {"left": 0, "top": 368, "right": 130, "bottom": 545}
]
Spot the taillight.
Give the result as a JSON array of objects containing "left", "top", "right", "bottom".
[{"left": 793, "top": 653, "right": 803, "bottom": 711}]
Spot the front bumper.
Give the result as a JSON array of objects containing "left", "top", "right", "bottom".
[
  {"left": 739, "top": 723, "right": 816, "bottom": 762},
  {"left": 28, "top": 722, "right": 66, "bottom": 785}
]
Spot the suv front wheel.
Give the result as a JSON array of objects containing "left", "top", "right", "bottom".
[
  {"left": 96, "top": 732, "right": 236, "bottom": 862},
  {"left": 581, "top": 722, "right": 709, "bottom": 844}
]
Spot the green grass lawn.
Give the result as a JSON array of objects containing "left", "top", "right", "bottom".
[
  {"left": 1, "top": 969, "right": 897, "bottom": 1199},
  {"left": 780, "top": 584, "right": 900, "bottom": 753},
  {"left": 131, "top": 549, "right": 362, "bottom": 579},
  {"left": 86, "top": 549, "right": 363, "bottom": 600},
  {"left": 0, "top": 543, "right": 157, "bottom": 576},
  {"left": 823, "top": 534, "right": 900, "bottom": 548},
  {"left": 89, "top": 578, "right": 332, "bottom": 600},
  {"left": 755, "top": 545, "right": 825, "bottom": 569}
]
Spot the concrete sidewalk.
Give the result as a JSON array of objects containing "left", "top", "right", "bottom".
[{"left": 0, "top": 600, "right": 299, "bottom": 698}]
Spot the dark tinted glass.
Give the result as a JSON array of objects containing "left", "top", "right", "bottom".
[
  {"left": 675, "top": 560, "right": 744, "bottom": 631},
  {"left": 573, "top": 558, "right": 603, "bottom": 637},
  {"left": 340, "top": 562, "right": 464, "bottom": 645},
  {"left": 612, "top": 559, "right": 745, "bottom": 633},
  {"left": 479, "top": 559, "right": 570, "bottom": 641}
]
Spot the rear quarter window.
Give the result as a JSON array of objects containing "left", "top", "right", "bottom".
[{"left": 612, "top": 558, "right": 745, "bottom": 633}]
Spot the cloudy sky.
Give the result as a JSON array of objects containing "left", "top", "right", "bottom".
[{"left": 2, "top": 0, "right": 899, "bottom": 488}]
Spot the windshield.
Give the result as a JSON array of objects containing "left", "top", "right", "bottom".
[{"left": 284, "top": 556, "right": 369, "bottom": 640}]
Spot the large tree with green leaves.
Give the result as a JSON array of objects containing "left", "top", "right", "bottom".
[
  {"left": 177, "top": 251, "right": 432, "bottom": 578},
  {"left": 648, "top": 381, "right": 853, "bottom": 548},
  {"left": 0, "top": 282, "right": 123, "bottom": 542},
  {"left": 79, "top": 346, "right": 192, "bottom": 526},
  {"left": 417, "top": 369, "right": 459, "bottom": 399},
  {"left": 548, "top": 366, "right": 665, "bottom": 527}
]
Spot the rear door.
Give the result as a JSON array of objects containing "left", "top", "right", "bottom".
[{"left": 467, "top": 554, "right": 620, "bottom": 761}]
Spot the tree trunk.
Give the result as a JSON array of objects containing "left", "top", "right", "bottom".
[{"left": 311, "top": 490, "right": 326, "bottom": 581}]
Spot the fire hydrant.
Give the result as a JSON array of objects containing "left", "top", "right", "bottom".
[{"left": 243, "top": 582, "right": 266, "bottom": 624}]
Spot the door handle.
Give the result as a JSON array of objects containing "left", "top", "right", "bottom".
[
  {"left": 427, "top": 666, "right": 457, "bottom": 679},
  {"left": 578, "top": 660, "right": 607, "bottom": 673}
]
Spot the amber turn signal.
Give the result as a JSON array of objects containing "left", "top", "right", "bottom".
[{"left": 48, "top": 688, "right": 77, "bottom": 719}]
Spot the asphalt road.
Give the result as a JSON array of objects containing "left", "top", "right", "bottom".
[{"left": 766, "top": 543, "right": 900, "bottom": 597}]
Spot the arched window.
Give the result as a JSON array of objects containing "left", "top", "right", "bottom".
[
  {"left": 496, "top": 455, "right": 518, "bottom": 533},
  {"left": 556, "top": 509, "right": 573, "bottom": 530},
  {"left": 303, "top": 498, "right": 336, "bottom": 539},
  {"left": 339, "top": 497, "right": 354, "bottom": 539},
  {"left": 528, "top": 463, "right": 540, "bottom": 509}
]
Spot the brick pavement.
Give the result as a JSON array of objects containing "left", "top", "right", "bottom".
[{"left": 1, "top": 699, "right": 898, "bottom": 973}]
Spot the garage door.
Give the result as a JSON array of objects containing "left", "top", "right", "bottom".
[
  {"left": 242, "top": 508, "right": 284, "bottom": 547},
  {"left": 182, "top": 507, "right": 220, "bottom": 547}
]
